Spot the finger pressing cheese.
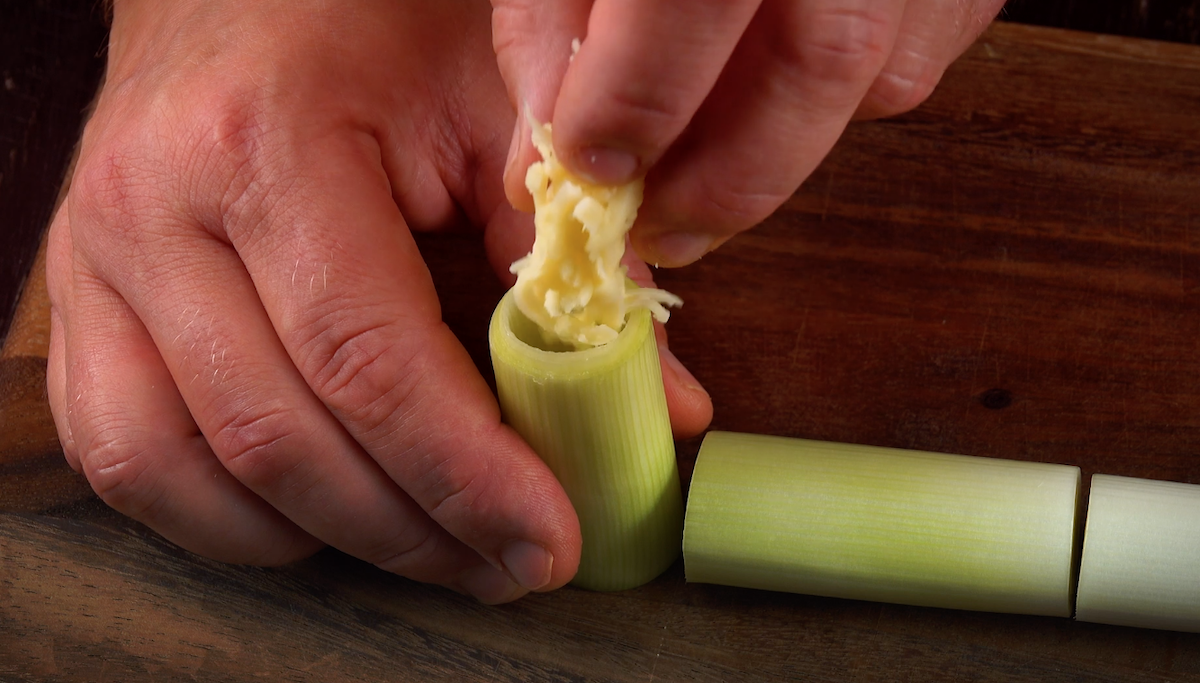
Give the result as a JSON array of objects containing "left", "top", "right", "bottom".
[{"left": 510, "top": 113, "right": 680, "bottom": 348}]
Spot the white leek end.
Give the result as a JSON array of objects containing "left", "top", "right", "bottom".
[
  {"left": 489, "top": 288, "right": 683, "bottom": 591},
  {"left": 683, "top": 431, "right": 1081, "bottom": 617},
  {"left": 1075, "top": 474, "right": 1200, "bottom": 632}
]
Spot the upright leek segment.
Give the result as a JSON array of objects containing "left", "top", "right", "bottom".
[
  {"left": 1075, "top": 475, "right": 1200, "bottom": 632},
  {"left": 683, "top": 432, "right": 1081, "bottom": 616},
  {"left": 489, "top": 289, "right": 683, "bottom": 591}
]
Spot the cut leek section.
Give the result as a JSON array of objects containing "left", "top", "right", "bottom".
[
  {"left": 1075, "top": 474, "right": 1200, "bottom": 633},
  {"left": 683, "top": 432, "right": 1081, "bottom": 616},
  {"left": 489, "top": 289, "right": 683, "bottom": 591}
]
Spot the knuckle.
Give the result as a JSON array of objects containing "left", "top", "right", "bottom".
[
  {"left": 192, "top": 86, "right": 278, "bottom": 182},
  {"left": 68, "top": 121, "right": 208, "bottom": 264},
  {"left": 301, "top": 320, "right": 393, "bottom": 400},
  {"left": 788, "top": 6, "right": 895, "bottom": 84},
  {"left": 193, "top": 88, "right": 269, "bottom": 163},
  {"left": 600, "top": 81, "right": 690, "bottom": 145},
  {"left": 208, "top": 402, "right": 301, "bottom": 487},
  {"left": 370, "top": 522, "right": 443, "bottom": 577},
  {"left": 72, "top": 141, "right": 163, "bottom": 242},
  {"left": 421, "top": 446, "right": 492, "bottom": 525},
  {"left": 295, "top": 313, "right": 501, "bottom": 531},
  {"left": 79, "top": 78, "right": 289, "bottom": 248},
  {"left": 183, "top": 85, "right": 293, "bottom": 237},
  {"left": 490, "top": 0, "right": 542, "bottom": 56},
  {"left": 300, "top": 320, "right": 404, "bottom": 423},
  {"left": 77, "top": 425, "right": 164, "bottom": 520},
  {"left": 297, "top": 316, "right": 437, "bottom": 442}
]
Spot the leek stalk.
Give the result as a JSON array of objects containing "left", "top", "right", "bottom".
[
  {"left": 489, "top": 289, "right": 683, "bottom": 591},
  {"left": 1075, "top": 474, "right": 1200, "bottom": 632},
  {"left": 683, "top": 431, "right": 1081, "bottom": 616}
]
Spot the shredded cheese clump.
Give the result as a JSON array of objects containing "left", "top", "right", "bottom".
[{"left": 510, "top": 115, "right": 681, "bottom": 348}]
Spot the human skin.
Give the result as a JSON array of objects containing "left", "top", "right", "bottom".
[
  {"left": 47, "top": 0, "right": 1002, "bottom": 603},
  {"left": 492, "top": 0, "right": 1007, "bottom": 266},
  {"left": 47, "top": 0, "right": 712, "bottom": 604}
]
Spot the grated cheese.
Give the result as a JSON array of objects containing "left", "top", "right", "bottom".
[{"left": 509, "top": 112, "right": 681, "bottom": 348}]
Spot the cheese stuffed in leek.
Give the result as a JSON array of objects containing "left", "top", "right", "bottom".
[
  {"left": 509, "top": 114, "right": 680, "bottom": 348},
  {"left": 490, "top": 113, "right": 685, "bottom": 591}
]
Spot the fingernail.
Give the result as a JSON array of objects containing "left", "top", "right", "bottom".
[
  {"left": 459, "top": 563, "right": 524, "bottom": 605},
  {"left": 648, "top": 232, "right": 714, "bottom": 268},
  {"left": 501, "top": 540, "right": 553, "bottom": 591},
  {"left": 573, "top": 146, "right": 639, "bottom": 185},
  {"left": 659, "top": 343, "right": 705, "bottom": 394},
  {"left": 505, "top": 114, "right": 524, "bottom": 179}
]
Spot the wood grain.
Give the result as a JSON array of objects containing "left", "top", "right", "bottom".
[
  {"left": 2, "top": 236, "right": 53, "bottom": 361},
  {"left": 3, "top": 20, "right": 1200, "bottom": 683},
  {"left": 3, "top": 514, "right": 1198, "bottom": 683},
  {"left": 649, "top": 24, "right": 1200, "bottom": 485},
  {"left": 0, "top": 356, "right": 95, "bottom": 514}
]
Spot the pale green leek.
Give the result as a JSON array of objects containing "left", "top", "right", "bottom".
[
  {"left": 489, "top": 289, "right": 683, "bottom": 591},
  {"left": 683, "top": 431, "right": 1081, "bottom": 616},
  {"left": 1075, "top": 474, "right": 1200, "bottom": 632}
]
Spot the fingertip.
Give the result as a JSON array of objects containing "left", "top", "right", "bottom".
[
  {"left": 647, "top": 232, "right": 717, "bottom": 269},
  {"left": 632, "top": 229, "right": 721, "bottom": 269},
  {"left": 658, "top": 343, "right": 713, "bottom": 440},
  {"left": 497, "top": 438, "right": 582, "bottom": 591},
  {"left": 483, "top": 202, "right": 535, "bottom": 286},
  {"left": 503, "top": 114, "right": 522, "bottom": 189},
  {"left": 624, "top": 258, "right": 713, "bottom": 437},
  {"left": 565, "top": 144, "right": 641, "bottom": 187},
  {"left": 457, "top": 562, "right": 528, "bottom": 605},
  {"left": 503, "top": 113, "right": 537, "bottom": 213},
  {"left": 500, "top": 539, "right": 554, "bottom": 592},
  {"left": 853, "top": 66, "right": 941, "bottom": 121}
]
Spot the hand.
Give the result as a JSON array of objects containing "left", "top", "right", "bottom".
[
  {"left": 492, "top": 0, "right": 1006, "bottom": 265},
  {"left": 46, "top": 0, "right": 711, "bottom": 603}
]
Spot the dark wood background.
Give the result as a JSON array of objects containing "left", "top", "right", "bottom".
[
  {"left": 1, "top": 1, "right": 106, "bottom": 341},
  {"left": 4, "top": 2, "right": 1200, "bottom": 682},
  {"left": 1006, "top": 0, "right": 1200, "bottom": 44}
]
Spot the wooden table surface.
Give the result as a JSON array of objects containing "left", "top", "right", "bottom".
[{"left": 4, "top": 19, "right": 1200, "bottom": 682}]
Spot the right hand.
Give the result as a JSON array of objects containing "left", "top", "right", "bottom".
[
  {"left": 492, "top": 0, "right": 1004, "bottom": 267},
  {"left": 46, "top": 0, "right": 711, "bottom": 602}
]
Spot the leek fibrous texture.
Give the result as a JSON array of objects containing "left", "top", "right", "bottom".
[
  {"left": 1075, "top": 474, "right": 1200, "bottom": 632},
  {"left": 489, "top": 289, "right": 683, "bottom": 591},
  {"left": 683, "top": 431, "right": 1081, "bottom": 616}
]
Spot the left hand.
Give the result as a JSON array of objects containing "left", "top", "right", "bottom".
[{"left": 46, "top": 0, "right": 711, "bottom": 605}]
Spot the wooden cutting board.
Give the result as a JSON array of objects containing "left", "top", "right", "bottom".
[{"left": 3, "top": 21, "right": 1200, "bottom": 682}]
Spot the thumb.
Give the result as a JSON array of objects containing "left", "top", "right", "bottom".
[{"left": 490, "top": 0, "right": 591, "bottom": 212}]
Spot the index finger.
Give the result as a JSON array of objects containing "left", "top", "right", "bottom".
[
  {"left": 633, "top": 0, "right": 906, "bottom": 267},
  {"left": 551, "top": 0, "right": 761, "bottom": 185},
  {"left": 222, "top": 128, "right": 583, "bottom": 593}
]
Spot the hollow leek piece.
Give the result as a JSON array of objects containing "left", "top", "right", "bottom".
[
  {"left": 489, "top": 289, "right": 683, "bottom": 591},
  {"left": 683, "top": 431, "right": 1081, "bottom": 616},
  {"left": 1075, "top": 474, "right": 1200, "bottom": 632}
]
